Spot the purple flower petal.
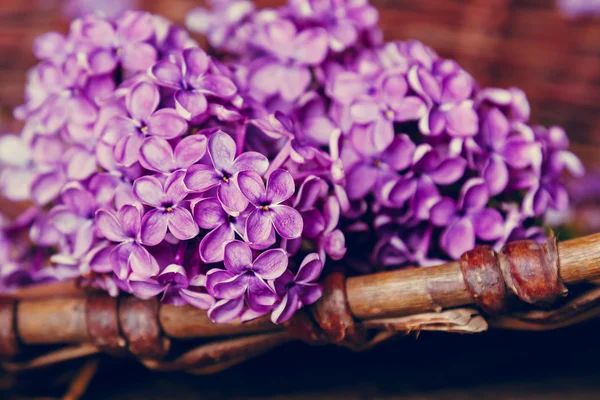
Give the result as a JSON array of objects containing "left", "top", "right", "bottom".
[
  {"left": 208, "top": 297, "right": 244, "bottom": 323},
  {"left": 291, "top": 27, "right": 329, "bottom": 65},
  {"left": 121, "top": 42, "right": 157, "bottom": 71},
  {"left": 146, "top": 109, "right": 188, "bottom": 139},
  {"left": 252, "top": 248, "right": 288, "bottom": 279},
  {"left": 246, "top": 277, "right": 278, "bottom": 310},
  {"left": 199, "top": 222, "right": 235, "bottom": 264},
  {"left": 175, "top": 90, "right": 208, "bottom": 120},
  {"left": 441, "top": 218, "right": 475, "bottom": 260},
  {"left": 183, "top": 48, "right": 209, "bottom": 81},
  {"left": 428, "top": 157, "right": 467, "bottom": 185},
  {"left": 31, "top": 170, "right": 65, "bottom": 206},
  {"left": 380, "top": 134, "right": 416, "bottom": 171},
  {"left": 193, "top": 198, "right": 226, "bottom": 229},
  {"left": 460, "top": 178, "right": 489, "bottom": 211},
  {"left": 218, "top": 180, "right": 249, "bottom": 215},
  {"left": 223, "top": 240, "right": 253, "bottom": 274},
  {"left": 266, "top": 169, "right": 295, "bottom": 205},
  {"left": 140, "top": 209, "right": 169, "bottom": 246},
  {"left": 212, "top": 273, "right": 249, "bottom": 299},
  {"left": 167, "top": 208, "right": 199, "bottom": 240},
  {"left": 164, "top": 170, "right": 189, "bottom": 205},
  {"left": 133, "top": 175, "right": 164, "bottom": 207},
  {"left": 196, "top": 75, "right": 237, "bottom": 98},
  {"left": 114, "top": 132, "right": 144, "bottom": 167},
  {"left": 271, "top": 290, "right": 299, "bottom": 324},
  {"left": 179, "top": 289, "right": 215, "bottom": 310},
  {"left": 246, "top": 209, "right": 274, "bottom": 244},
  {"left": 174, "top": 135, "right": 207, "bottom": 169},
  {"left": 237, "top": 170, "right": 266, "bottom": 206},
  {"left": 96, "top": 210, "right": 127, "bottom": 242},
  {"left": 297, "top": 283, "right": 323, "bottom": 305},
  {"left": 208, "top": 131, "right": 236, "bottom": 173},
  {"left": 184, "top": 164, "right": 221, "bottom": 192},
  {"left": 473, "top": 208, "right": 504, "bottom": 241},
  {"left": 130, "top": 279, "right": 165, "bottom": 299},
  {"left": 151, "top": 60, "right": 183, "bottom": 89},
  {"left": 140, "top": 137, "right": 175, "bottom": 172},
  {"left": 129, "top": 242, "right": 159, "bottom": 278},
  {"left": 230, "top": 152, "right": 269, "bottom": 175},
  {"left": 49, "top": 207, "right": 80, "bottom": 235},
  {"left": 483, "top": 155, "right": 509, "bottom": 196},
  {"left": 430, "top": 198, "right": 457, "bottom": 227},
  {"left": 346, "top": 163, "right": 377, "bottom": 200},
  {"left": 270, "top": 205, "right": 303, "bottom": 239},
  {"left": 445, "top": 101, "right": 478, "bottom": 137},
  {"left": 127, "top": 82, "right": 159, "bottom": 122},
  {"left": 119, "top": 205, "right": 141, "bottom": 238},
  {"left": 295, "top": 253, "right": 323, "bottom": 283}
]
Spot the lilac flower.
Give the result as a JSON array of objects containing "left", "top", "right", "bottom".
[
  {"left": 130, "top": 264, "right": 215, "bottom": 309},
  {"left": 431, "top": 178, "right": 505, "bottom": 259},
  {"left": 272, "top": 253, "right": 324, "bottom": 324},
  {"left": 96, "top": 204, "right": 159, "bottom": 279},
  {"left": 184, "top": 130, "right": 268, "bottom": 214},
  {"left": 193, "top": 197, "right": 244, "bottom": 263},
  {"left": 140, "top": 135, "right": 207, "bottom": 174},
  {"left": 237, "top": 169, "right": 303, "bottom": 244},
  {"left": 80, "top": 11, "right": 157, "bottom": 73},
  {"left": 133, "top": 170, "right": 199, "bottom": 245},
  {"left": 248, "top": 19, "right": 329, "bottom": 102},
  {"left": 206, "top": 241, "right": 287, "bottom": 322},
  {"left": 110, "top": 81, "right": 188, "bottom": 166},
  {"left": 150, "top": 48, "right": 237, "bottom": 120},
  {"left": 288, "top": 0, "right": 379, "bottom": 52}
]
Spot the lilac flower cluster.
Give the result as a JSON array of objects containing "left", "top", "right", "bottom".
[
  {"left": 0, "top": 1, "right": 583, "bottom": 324},
  {"left": 0, "top": 9, "right": 333, "bottom": 324}
]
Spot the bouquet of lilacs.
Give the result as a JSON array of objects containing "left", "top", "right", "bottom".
[{"left": 0, "top": 0, "right": 583, "bottom": 325}]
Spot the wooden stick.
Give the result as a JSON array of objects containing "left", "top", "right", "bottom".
[{"left": 7, "top": 233, "right": 600, "bottom": 345}]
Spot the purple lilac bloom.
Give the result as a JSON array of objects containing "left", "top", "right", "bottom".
[{"left": 0, "top": 2, "right": 583, "bottom": 325}]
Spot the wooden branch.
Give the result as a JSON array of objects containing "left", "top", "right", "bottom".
[{"left": 3, "top": 233, "right": 600, "bottom": 346}]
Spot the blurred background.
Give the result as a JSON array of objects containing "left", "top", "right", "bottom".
[{"left": 2, "top": 0, "right": 600, "bottom": 398}]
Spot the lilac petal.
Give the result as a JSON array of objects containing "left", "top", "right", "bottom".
[
  {"left": 164, "top": 170, "right": 189, "bottom": 205},
  {"left": 297, "top": 283, "right": 323, "bottom": 305},
  {"left": 167, "top": 208, "right": 199, "bottom": 240},
  {"left": 119, "top": 205, "right": 141, "bottom": 238},
  {"left": 208, "top": 297, "right": 244, "bottom": 323},
  {"left": 184, "top": 164, "right": 221, "bottom": 192},
  {"left": 121, "top": 42, "right": 157, "bottom": 72},
  {"left": 72, "top": 220, "right": 95, "bottom": 259},
  {"left": 88, "top": 49, "right": 118, "bottom": 75},
  {"left": 411, "top": 177, "right": 441, "bottom": 220},
  {"left": 292, "top": 27, "right": 329, "bottom": 65},
  {"left": 114, "top": 132, "right": 144, "bottom": 167},
  {"left": 66, "top": 149, "right": 96, "bottom": 181},
  {"left": 502, "top": 138, "right": 542, "bottom": 170},
  {"left": 183, "top": 48, "right": 209, "bottom": 82},
  {"left": 140, "top": 137, "right": 175, "bottom": 172},
  {"left": 31, "top": 171, "right": 65, "bottom": 206},
  {"left": 111, "top": 243, "right": 132, "bottom": 280},
  {"left": 69, "top": 96, "right": 97, "bottom": 125},
  {"left": 381, "top": 134, "right": 416, "bottom": 171},
  {"left": 441, "top": 218, "right": 475, "bottom": 260},
  {"left": 217, "top": 180, "right": 248, "bottom": 216},
  {"left": 151, "top": 60, "right": 183, "bottom": 89},
  {"left": 328, "top": 72, "right": 369, "bottom": 105},
  {"left": 302, "top": 209, "right": 326, "bottom": 238},
  {"left": 206, "top": 269, "right": 234, "bottom": 295},
  {"left": 174, "top": 135, "right": 207, "bottom": 169},
  {"left": 382, "top": 74, "right": 409, "bottom": 103},
  {"left": 96, "top": 209, "right": 127, "bottom": 242},
  {"left": 249, "top": 62, "right": 287, "bottom": 97},
  {"left": 271, "top": 291, "right": 300, "bottom": 324},
  {"left": 246, "top": 209, "right": 274, "bottom": 244},
  {"left": 230, "top": 152, "right": 269, "bottom": 175},
  {"left": 223, "top": 240, "right": 253, "bottom": 274},
  {"left": 442, "top": 71, "right": 473, "bottom": 103},
  {"left": 296, "top": 253, "right": 323, "bottom": 283},
  {"left": 246, "top": 278, "right": 278, "bottom": 311},
  {"left": 270, "top": 205, "right": 303, "bottom": 239},
  {"left": 196, "top": 75, "right": 237, "bottom": 98},
  {"left": 523, "top": 186, "right": 549, "bottom": 217},
  {"left": 349, "top": 99, "right": 380, "bottom": 124},
  {"left": 445, "top": 101, "right": 478, "bottom": 137},
  {"left": 212, "top": 273, "right": 248, "bottom": 299},
  {"left": 252, "top": 248, "right": 288, "bottom": 279},
  {"left": 199, "top": 222, "right": 235, "bottom": 264},
  {"left": 460, "top": 178, "right": 489, "bottom": 211},
  {"left": 389, "top": 177, "right": 417, "bottom": 206},
  {"left": 473, "top": 208, "right": 504, "bottom": 241},
  {"left": 146, "top": 109, "right": 188, "bottom": 139},
  {"left": 157, "top": 264, "right": 189, "bottom": 288},
  {"left": 175, "top": 90, "right": 208, "bottom": 120},
  {"left": 130, "top": 280, "right": 165, "bottom": 299},
  {"left": 323, "top": 196, "right": 340, "bottom": 233},
  {"left": 128, "top": 82, "right": 159, "bottom": 121},
  {"left": 266, "top": 169, "right": 295, "bottom": 205},
  {"left": 49, "top": 207, "right": 80, "bottom": 234},
  {"left": 346, "top": 163, "right": 377, "bottom": 200},
  {"left": 430, "top": 198, "right": 457, "bottom": 227},
  {"left": 193, "top": 198, "right": 227, "bottom": 229},
  {"left": 428, "top": 157, "right": 467, "bottom": 185},
  {"left": 390, "top": 96, "right": 427, "bottom": 121},
  {"left": 179, "top": 289, "right": 214, "bottom": 310},
  {"left": 237, "top": 170, "right": 266, "bottom": 206},
  {"left": 280, "top": 65, "right": 312, "bottom": 102},
  {"left": 133, "top": 175, "right": 164, "bottom": 207},
  {"left": 482, "top": 107, "right": 509, "bottom": 149},
  {"left": 140, "top": 209, "right": 169, "bottom": 246},
  {"left": 321, "top": 230, "right": 347, "bottom": 261},
  {"left": 117, "top": 11, "right": 154, "bottom": 42},
  {"left": 547, "top": 183, "right": 569, "bottom": 211},
  {"left": 483, "top": 155, "right": 509, "bottom": 196},
  {"left": 208, "top": 131, "right": 236, "bottom": 173}
]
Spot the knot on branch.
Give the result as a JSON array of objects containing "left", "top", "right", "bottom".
[
  {"left": 284, "top": 271, "right": 368, "bottom": 348},
  {"left": 460, "top": 237, "right": 568, "bottom": 315}
]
